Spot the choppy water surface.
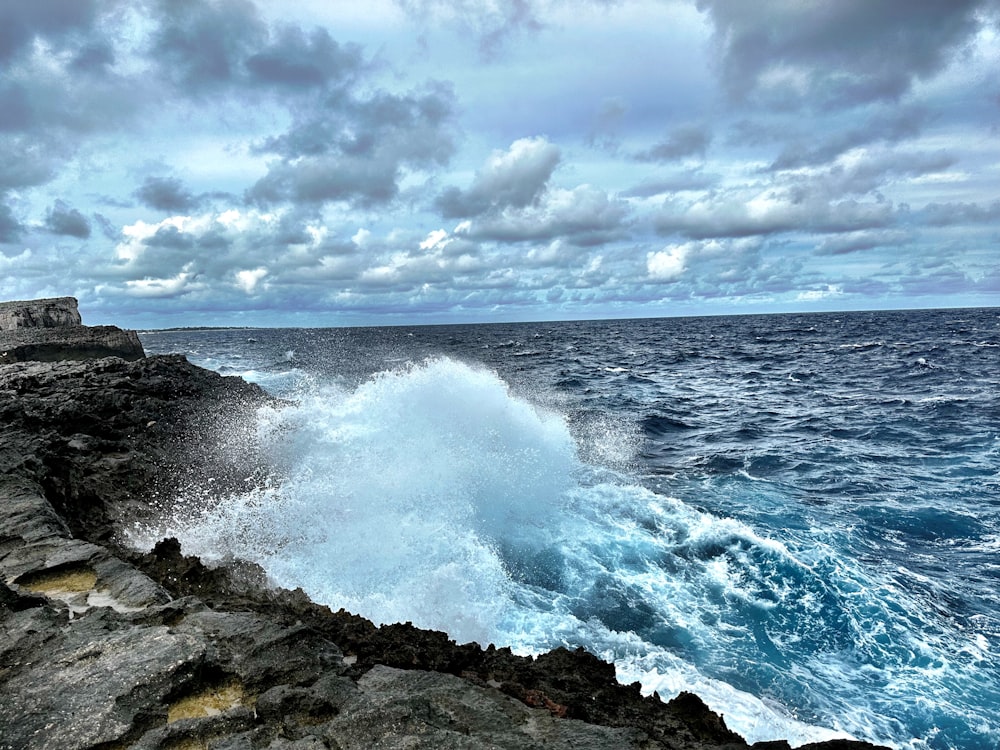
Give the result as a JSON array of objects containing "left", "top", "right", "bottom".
[{"left": 139, "top": 308, "right": 1000, "bottom": 749}]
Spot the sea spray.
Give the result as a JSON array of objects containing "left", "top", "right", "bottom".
[
  {"left": 135, "top": 356, "right": 884, "bottom": 746},
  {"left": 143, "top": 358, "right": 578, "bottom": 645}
]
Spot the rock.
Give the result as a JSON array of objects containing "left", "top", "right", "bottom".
[
  {"left": 0, "top": 296, "right": 145, "bottom": 362},
  {"left": 0, "top": 296, "right": 81, "bottom": 329},
  {"left": 0, "top": 317, "right": 893, "bottom": 750},
  {"left": 0, "top": 324, "right": 146, "bottom": 363}
]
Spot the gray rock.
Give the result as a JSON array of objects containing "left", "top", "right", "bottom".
[
  {"left": 0, "top": 296, "right": 144, "bottom": 362},
  {"left": 319, "top": 665, "right": 648, "bottom": 749},
  {"left": 0, "top": 296, "right": 81, "bottom": 330},
  {"left": 0, "top": 324, "right": 146, "bottom": 362}
]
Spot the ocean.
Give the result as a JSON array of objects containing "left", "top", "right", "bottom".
[{"left": 136, "top": 308, "right": 1000, "bottom": 750}]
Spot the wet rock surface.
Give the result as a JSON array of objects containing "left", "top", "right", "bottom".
[{"left": 0, "top": 312, "right": 891, "bottom": 749}]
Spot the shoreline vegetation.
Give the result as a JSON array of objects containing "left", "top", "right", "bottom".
[{"left": 0, "top": 297, "right": 890, "bottom": 750}]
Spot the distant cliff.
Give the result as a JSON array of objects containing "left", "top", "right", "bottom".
[
  {"left": 0, "top": 296, "right": 82, "bottom": 329},
  {"left": 0, "top": 297, "right": 144, "bottom": 363}
]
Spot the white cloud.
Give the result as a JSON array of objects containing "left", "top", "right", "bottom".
[
  {"left": 235, "top": 267, "right": 269, "bottom": 294},
  {"left": 646, "top": 244, "right": 688, "bottom": 281},
  {"left": 124, "top": 268, "right": 200, "bottom": 298},
  {"left": 420, "top": 228, "right": 451, "bottom": 250},
  {"left": 796, "top": 284, "right": 845, "bottom": 302}
]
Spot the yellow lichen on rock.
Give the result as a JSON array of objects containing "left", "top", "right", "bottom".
[
  {"left": 18, "top": 566, "right": 98, "bottom": 594},
  {"left": 167, "top": 680, "right": 247, "bottom": 723}
]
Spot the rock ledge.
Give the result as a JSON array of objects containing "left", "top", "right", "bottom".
[{"left": 0, "top": 297, "right": 144, "bottom": 363}]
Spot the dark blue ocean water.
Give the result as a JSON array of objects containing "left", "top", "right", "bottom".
[{"left": 138, "top": 308, "right": 1000, "bottom": 749}]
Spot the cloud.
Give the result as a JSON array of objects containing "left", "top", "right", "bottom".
[
  {"left": 655, "top": 187, "right": 895, "bottom": 239},
  {"left": 796, "top": 284, "right": 845, "bottom": 302},
  {"left": 0, "top": 202, "right": 23, "bottom": 243},
  {"left": 635, "top": 124, "right": 712, "bottom": 162},
  {"left": 814, "top": 229, "right": 912, "bottom": 256},
  {"left": 244, "top": 25, "right": 364, "bottom": 89},
  {"left": 134, "top": 176, "right": 202, "bottom": 213},
  {"left": 393, "top": 0, "right": 545, "bottom": 57},
  {"left": 0, "top": 0, "right": 101, "bottom": 64},
  {"left": 124, "top": 267, "right": 203, "bottom": 298},
  {"left": 151, "top": 0, "right": 268, "bottom": 92},
  {"left": 249, "top": 83, "right": 456, "bottom": 208},
  {"left": 144, "top": 225, "right": 197, "bottom": 250},
  {"left": 466, "top": 184, "right": 630, "bottom": 245},
  {"left": 45, "top": 200, "right": 92, "bottom": 238},
  {"left": 920, "top": 200, "right": 1000, "bottom": 225},
  {"left": 248, "top": 153, "right": 401, "bottom": 208},
  {"left": 235, "top": 267, "right": 268, "bottom": 293},
  {"left": 436, "top": 136, "right": 561, "bottom": 218},
  {"left": 0, "top": 137, "right": 65, "bottom": 191},
  {"left": 621, "top": 170, "right": 721, "bottom": 198},
  {"left": 647, "top": 244, "right": 688, "bottom": 281},
  {"left": 770, "top": 106, "right": 929, "bottom": 169},
  {"left": 696, "top": 0, "right": 995, "bottom": 107}
]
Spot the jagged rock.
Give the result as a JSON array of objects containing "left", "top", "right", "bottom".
[
  {"left": 0, "top": 327, "right": 893, "bottom": 750},
  {"left": 0, "top": 296, "right": 145, "bottom": 362}
]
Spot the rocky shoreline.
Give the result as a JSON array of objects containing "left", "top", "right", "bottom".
[{"left": 0, "top": 298, "right": 890, "bottom": 750}]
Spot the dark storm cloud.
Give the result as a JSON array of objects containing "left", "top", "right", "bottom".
[
  {"left": 71, "top": 41, "right": 116, "bottom": 73},
  {"left": 144, "top": 225, "right": 196, "bottom": 250},
  {"left": 696, "top": 0, "right": 995, "bottom": 107},
  {"left": 634, "top": 124, "right": 711, "bottom": 162},
  {"left": 0, "top": 0, "right": 458, "bottom": 218},
  {"left": 245, "top": 26, "right": 364, "bottom": 89},
  {"left": 248, "top": 155, "right": 402, "bottom": 207},
  {"left": 0, "top": 0, "right": 101, "bottom": 64},
  {"left": 0, "top": 83, "right": 33, "bottom": 132},
  {"left": 45, "top": 200, "right": 92, "bottom": 239},
  {"left": 436, "top": 137, "right": 560, "bottom": 218},
  {"left": 134, "top": 176, "right": 202, "bottom": 213},
  {"left": 0, "top": 202, "right": 23, "bottom": 243},
  {"left": 0, "top": 138, "right": 63, "bottom": 191},
  {"left": 151, "top": 0, "right": 268, "bottom": 91},
  {"left": 248, "top": 71, "right": 456, "bottom": 209},
  {"left": 152, "top": 0, "right": 367, "bottom": 95}
]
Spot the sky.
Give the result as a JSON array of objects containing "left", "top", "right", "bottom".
[{"left": 0, "top": 0, "right": 998, "bottom": 328}]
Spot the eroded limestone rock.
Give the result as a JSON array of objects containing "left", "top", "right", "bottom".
[{"left": 0, "top": 296, "right": 145, "bottom": 362}]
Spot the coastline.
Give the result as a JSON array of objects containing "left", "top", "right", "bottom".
[{"left": 0, "top": 298, "right": 891, "bottom": 750}]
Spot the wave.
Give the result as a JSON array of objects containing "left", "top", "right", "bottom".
[{"left": 130, "top": 356, "right": 998, "bottom": 750}]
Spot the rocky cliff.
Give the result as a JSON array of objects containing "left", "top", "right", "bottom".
[
  {"left": 0, "top": 300, "right": 891, "bottom": 750},
  {"left": 0, "top": 297, "right": 145, "bottom": 363},
  {"left": 0, "top": 296, "right": 82, "bottom": 329}
]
